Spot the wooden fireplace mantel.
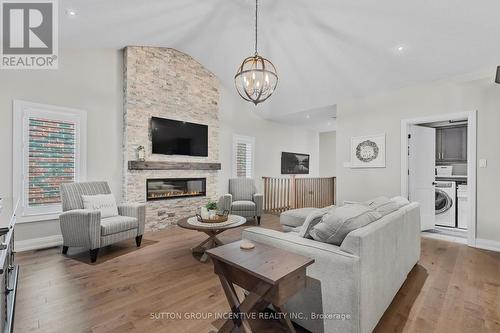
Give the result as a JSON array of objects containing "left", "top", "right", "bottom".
[{"left": 128, "top": 161, "right": 221, "bottom": 171}]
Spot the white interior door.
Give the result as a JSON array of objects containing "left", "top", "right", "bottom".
[{"left": 408, "top": 125, "right": 436, "bottom": 230}]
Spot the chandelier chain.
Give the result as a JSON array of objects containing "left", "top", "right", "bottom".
[
  {"left": 234, "top": 0, "right": 277, "bottom": 105},
  {"left": 255, "top": 0, "right": 258, "bottom": 54}
]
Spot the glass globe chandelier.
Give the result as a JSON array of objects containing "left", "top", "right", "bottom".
[{"left": 235, "top": 0, "right": 278, "bottom": 105}]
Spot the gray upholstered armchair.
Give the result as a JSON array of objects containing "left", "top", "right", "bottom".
[
  {"left": 59, "top": 181, "right": 146, "bottom": 263},
  {"left": 222, "top": 178, "right": 263, "bottom": 224}
]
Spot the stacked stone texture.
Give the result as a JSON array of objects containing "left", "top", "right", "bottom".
[{"left": 123, "top": 47, "right": 220, "bottom": 231}]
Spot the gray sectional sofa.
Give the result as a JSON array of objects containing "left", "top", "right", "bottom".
[
  {"left": 242, "top": 200, "right": 421, "bottom": 333},
  {"left": 279, "top": 207, "right": 322, "bottom": 231}
]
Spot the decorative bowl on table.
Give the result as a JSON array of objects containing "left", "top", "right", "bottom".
[{"left": 196, "top": 210, "right": 230, "bottom": 223}]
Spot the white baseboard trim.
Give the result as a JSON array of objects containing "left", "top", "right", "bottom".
[
  {"left": 421, "top": 232, "right": 467, "bottom": 245},
  {"left": 475, "top": 238, "right": 500, "bottom": 252},
  {"left": 15, "top": 235, "right": 63, "bottom": 252}
]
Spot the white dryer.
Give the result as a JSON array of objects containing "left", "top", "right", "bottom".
[{"left": 435, "top": 181, "right": 456, "bottom": 227}]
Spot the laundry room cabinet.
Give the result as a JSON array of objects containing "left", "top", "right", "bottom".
[{"left": 436, "top": 125, "right": 467, "bottom": 162}]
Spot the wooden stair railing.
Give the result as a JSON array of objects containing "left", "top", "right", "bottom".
[
  {"left": 262, "top": 176, "right": 336, "bottom": 214},
  {"left": 262, "top": 177, "right": 292, "bottom": 214}
]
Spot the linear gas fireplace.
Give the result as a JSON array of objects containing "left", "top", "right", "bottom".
[{"left": 147, "top": 178, "right": 206, "bottom": 201}]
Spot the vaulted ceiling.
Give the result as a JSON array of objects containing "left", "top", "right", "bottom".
[{"left": 61, "top": 0, "right": 500, "bottom": 125}]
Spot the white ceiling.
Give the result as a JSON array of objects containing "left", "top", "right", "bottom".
[
  {"left": 271, "top": 105, "right": 337, "bottom": 133},
  {"left": 61, "top": 0, "right": 500, "bottom": 131}
]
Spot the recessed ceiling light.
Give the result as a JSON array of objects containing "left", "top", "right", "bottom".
[
  {"left": 394, "top": 44, "right": 407, "bottom": 53},
  {"left": 306, "top": 114, "right": 310, "bottom": 119},
  {"left": 66, "top": 9, "right": 78, "bottom": 17}
]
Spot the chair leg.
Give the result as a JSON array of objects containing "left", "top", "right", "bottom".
[
  {"left": 257, "top": 216, "right": 261, "bottom": 225},
  {"left": 90, "top": 248, "right": 99, "bottom": 263},
  {"left": 136, "top": 235, "right": 143, "bottom": 247},
  {"left": 62, "top": 246, "right": 68, "bottom": 254}
]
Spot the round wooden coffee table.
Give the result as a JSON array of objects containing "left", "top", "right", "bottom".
[{"left": 177, "top": 215, "right": 247, "bottom": 262}]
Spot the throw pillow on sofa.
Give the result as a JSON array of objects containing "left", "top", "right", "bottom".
[
  {"left": 363, "top": 196, "right": 400, "bottom": 217},
  {"left": 309, "top": 204, "right": 382, "bottom": 245},
  {"left": 298, "top": 205, "right": 335, "bottom": 239},
  {"left": 363, "top": 196, "right": 390, "bottom": 208},
  {"left": 82, "top": 194, "right": 119, "bottom": 218}
]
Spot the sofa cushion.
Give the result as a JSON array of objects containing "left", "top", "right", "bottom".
[
  {"left": 298, "top": 206, "right": 335, "bottom": 238},
  {"left": 309, "top": 204, "right": 382, "bottom": 245},
  {"left": 363, "top": 196, "right": 400, "bottom": 217},
  {"left": 101, "top": 216, "right": 138, "bottom": 235},
  {"left": 280, "top": 207, "right": 319, "bottom": 227},
  {"left": 281, "top": 225, "right": 296, "bottom": 232},
  {"left": 390, "top": 196, "right": 410, "bottom": 207},
  {"left": 232, "top": 200, "right": 256, "bottom": 211},
  {"left": 362, "top": 196, "right": 390, "bottom": 209},
  {"left": 82, "top": 194, "right": 118, "bottom": 218},
  {"left": 376, "top": 202, "right": 400, "bottom": 217}
]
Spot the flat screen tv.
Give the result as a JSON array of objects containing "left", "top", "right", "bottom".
[
  {"left": 151, "top": 117, "right": 208, "bottom": 157},
  {"left": 281, "top": 152, "right": 310, "bottom": 174}
]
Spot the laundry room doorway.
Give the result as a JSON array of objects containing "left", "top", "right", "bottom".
[{"left": 401, "top": 111, "right": 477, "bottom": 246}]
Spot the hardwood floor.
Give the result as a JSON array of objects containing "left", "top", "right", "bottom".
[{"left": 15, "top": 215, "right": 500, "bottom": 333}]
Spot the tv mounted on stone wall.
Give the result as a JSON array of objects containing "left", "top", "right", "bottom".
[{"left": 151, "top": 117, "right": 208, "bottom": 157}]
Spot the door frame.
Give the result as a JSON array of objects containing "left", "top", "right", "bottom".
[{"left": 401, "top": 111, "right": 477, "bottom": 246}]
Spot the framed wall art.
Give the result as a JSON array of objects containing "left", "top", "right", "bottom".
[
  {"left": 350, "top": 134, "right": 386, "bottom": 168},
  {"left": 281, "top": 152, "right": 310, "bottom": 174}
]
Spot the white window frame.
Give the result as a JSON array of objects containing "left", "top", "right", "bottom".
[
  {"left": 13, "top": 100, "right": 87, "bottom": 223},
  {"left": 232, "top": 134, "right": 255, "bottom": 179}
]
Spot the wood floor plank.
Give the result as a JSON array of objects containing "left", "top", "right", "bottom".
[{"left": 15, "top": 215, "right": 500, "bottom": 333}]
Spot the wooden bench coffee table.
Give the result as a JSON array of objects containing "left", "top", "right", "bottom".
[
  {"left": 177, "top": 215, "right": 246, "bottom": 263},
  {"left": 207, "top": 240, "right": 315, "bottom": 333}
]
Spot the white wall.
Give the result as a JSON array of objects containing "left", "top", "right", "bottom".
[
  {"left": 0, "top": 49, "right": 124, "bottom": 242},
  {"left": 336, "top": 74, "right": 500, "bottom": 243},
  {"left": 1, "top": 49, "right": 320, "bottom": 245},
  {"left": 217, "top": 85, "right": 320, "bottom": 195},
  {"left": 319, "top": 131, "right": 336, "bottom": 177}
]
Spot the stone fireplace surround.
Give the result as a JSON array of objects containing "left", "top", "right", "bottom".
[{"left": 123, "top": 46, "right": 220, "bottom": 231}]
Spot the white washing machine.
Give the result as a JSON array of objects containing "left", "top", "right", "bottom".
[{"left": 435, "top": 181, "right": 456, "bottom": 227}]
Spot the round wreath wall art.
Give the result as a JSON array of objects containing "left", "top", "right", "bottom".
[{"left": 356, "top": 140, "right": 379, "bottom": 163}]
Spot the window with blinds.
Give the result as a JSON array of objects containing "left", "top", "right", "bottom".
[
  {"left": 28, "top": 118, "right": 76, "bottom": 206},
  {"left": 13, "top": 100, "right": 86, "bottom": 221},
  {"left": 233, "top": 135, "right": 255, "bottom": 178}
]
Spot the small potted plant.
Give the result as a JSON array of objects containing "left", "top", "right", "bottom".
[{"left": 205, "top": 201, "right": 218, "bottom": 218}]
